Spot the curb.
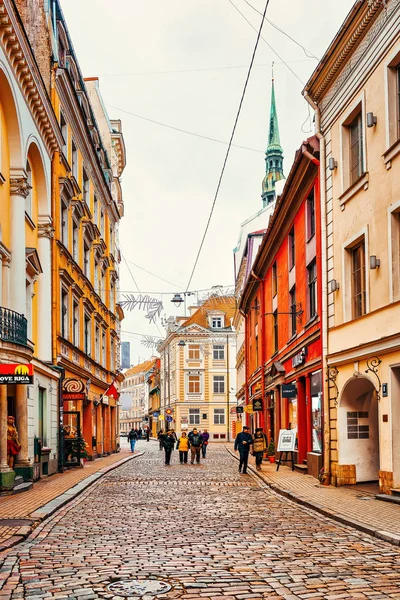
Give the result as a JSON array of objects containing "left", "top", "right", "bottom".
[
  {"left": 225, "top": 447, "right": 400, "bottom": 547},
  {"left": 0, "top": 451, "right": 144, "bottom": 553}
]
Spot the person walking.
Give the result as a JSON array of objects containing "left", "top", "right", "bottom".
[
  {"left": 201, "top": 429, "right": 210, "bottom": 458},
  {"left": 157, "top": 429, "right": 164, "bottom": 450},
  {"left": 189, "top": 428, "right": 203, "bottom": 464},
  {"left": 253, "top": 427, "right": 268, "bottom": 471},
  {"left": 137, "top": 428, "right": 142, "bottom": 439},
  {"left": 234, "top": 426, "right": 253, "bottom": 474},
  {"left": 127, "top": 428, "right": 138, "bottom": 453},
  {"left": 176, "top": 431, "right": 190, "bottom": 464},
  {"left": 163, "top": 430, "right": 176, "bottom": 466},
  {"left": 146, "top": 426, "right": 150, "bottom": 442}
]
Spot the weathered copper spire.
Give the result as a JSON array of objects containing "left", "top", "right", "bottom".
[{"left": 262, "top": 67, "right": 285, "bottom": 207}]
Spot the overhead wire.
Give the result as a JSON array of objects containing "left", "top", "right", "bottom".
[
  {"left": 121, "top": 251, "right": 140, "bottom": 292},
  {"left": 106, "top": 104, "right": 263, "bottom": 154},
  {"left": 125, "top": 259, "right": 183, "bottom": 289},
  {"left": 185, "top": 0, "right": 271, "bottom": 293}
]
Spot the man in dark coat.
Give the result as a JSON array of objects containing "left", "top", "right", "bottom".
[
  {"left": 188, "top": 428, "right": 203, "bottom": 464},
  {"left": 162, "top": 430, "right": 176, "bottom": 466},
  {"left": 234, "top": 426, "right": 253, "bottom": 474}
]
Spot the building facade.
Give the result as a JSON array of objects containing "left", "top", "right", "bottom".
[
  {"left": 120, "top": 359, "right": 156, "bottom": 433},
  {"left": 303, "top": 0, "right": 400, "bottom": 492},
  {"left": 159, "top": 297, "right": 237, "bottom": 441},
  {"left": 240, "top": 137, "right": 322, "bottom": 478},
  {"left": 0, "top": 0, "right": 64, "bottom": 488},
  {"left": 147, "top": 358, "right": 161, "bottom": 437}
]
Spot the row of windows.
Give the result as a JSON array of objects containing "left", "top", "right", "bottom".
[
  {"left": 188, "top": 408, "right": 225, "bottom": 425},
  {"left": 188, "top": 375, "right": 226, "bottom": 394},
  {"left": 187, "top": 344, "right": 225, "bottom": 361}
]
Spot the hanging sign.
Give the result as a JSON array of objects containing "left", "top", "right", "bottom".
[
  {"left": 153, "top": 412, "right": 160, "bottom": 418},
  {"left": 244, "top": 404, "right": 254, "bottom": 414},
  {"left": 277, "top": 429, "right": 296, "bottom": 452},
  {"left": 0, "top": 364, "right": 33, "bottom": 384},
  {"left": 253, "top": 398, "right": 263, "bottom": 412},
  {"left": 236, "top": 406, "right": 244, "bottom": 414},
  {"left": 166, "top": 416, "right": 173, "bottom": 422},
  {"left": 281, "top": 383, "right": 297, "bottom": 398},
  {"left": 158, "top": 415, "right": 165, "bottom": 420},
  {"left": 165, "top": 408, "right": 173, "bottom": 415}
]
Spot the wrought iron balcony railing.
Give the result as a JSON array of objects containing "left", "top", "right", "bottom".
[{"left": 0, "top": 307, "right": 28, "bottom": 346}]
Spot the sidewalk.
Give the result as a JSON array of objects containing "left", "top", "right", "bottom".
[
  {"left": 225, "top": 444, "right": 400, "bottom": 547},
  {"left": 0, "top": 446, "right": 142, "bottom": 552}
]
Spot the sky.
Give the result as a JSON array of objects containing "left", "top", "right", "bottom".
[{"left": 61, "top": 0, "right": 354, "bottom": 366}]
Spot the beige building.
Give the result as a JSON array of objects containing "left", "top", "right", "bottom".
[
  {"left": 303, "top": 0, "right": 400, "bottom": 493},
  {"left": 159, "top": 297, "right": 237, "bottom": 441},
  {"left": 119, "top": 359, "right": 156, "bottom": 433}
]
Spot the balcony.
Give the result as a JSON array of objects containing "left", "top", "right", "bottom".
[{"left": 0, "top": 307, "right": 28, "bottom": 346}]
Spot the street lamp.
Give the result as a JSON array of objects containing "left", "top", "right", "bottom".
[{"left": 171, "top": 293, "right": 184, "bottom": 307}]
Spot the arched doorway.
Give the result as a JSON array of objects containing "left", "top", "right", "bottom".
[{"left": 338, "top": 375, "right": 379, "bottom": 482}]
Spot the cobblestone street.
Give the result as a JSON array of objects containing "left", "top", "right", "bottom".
[{"left": 2, "top": 442, "right": 400, "bottom": 600}]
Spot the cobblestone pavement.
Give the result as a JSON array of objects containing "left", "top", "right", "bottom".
[{"left": 1, "top": 442, "right": 400, "bottom": 600}]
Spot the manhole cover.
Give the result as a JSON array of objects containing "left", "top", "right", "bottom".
[{"left": 107, "top": 579, "right": 172, "bottom": 597}]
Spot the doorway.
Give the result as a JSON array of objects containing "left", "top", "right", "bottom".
[{"left": 391, "top": 367, "right": 400, "bottom": 488}]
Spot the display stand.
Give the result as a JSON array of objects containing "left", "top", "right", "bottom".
[
  {"left": 276, "top": 429, "right": 296, "bottom": 472},
  {"left": 276, "top": 450, "right": 294, "bottom": 471}
]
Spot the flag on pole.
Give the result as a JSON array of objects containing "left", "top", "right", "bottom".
[{"left": 104, "top": 382, "right": 120, "bottom": 400}]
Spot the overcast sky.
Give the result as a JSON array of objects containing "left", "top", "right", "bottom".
[{"left": 62, "top": 0, "right": 353, "bottom": 366}]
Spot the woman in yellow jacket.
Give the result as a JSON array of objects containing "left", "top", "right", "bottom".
[{"left": 177, "top": 431, "right": 190, "bottom": 464}]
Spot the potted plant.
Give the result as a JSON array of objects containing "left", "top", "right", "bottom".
[
  {"left": 70, "top": 434, "right": 89, "bottom": 467},
  {"left": 267, "top": 439, "right": 276, "bottom": 463}
]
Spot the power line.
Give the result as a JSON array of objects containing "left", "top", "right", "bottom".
[
  {"left": 241, "top": 0, "right": 319, "bottom": 60},
  {"left": 121, "top": 252, "right": 140, "bottom": 292},
  {"left": 125, "top": 259, "right": 183, "bottom": 289},
  {"left": 227, "top": 0, "right": 305, "bottom": 85},
  {"left": 185, "top": 0, "right": 270, "bottom": 293},
  {"left": 106, "top": 104, "right": 263, "bottom": 154},
  {"left": 99, "top": 58, "right": 315, "bottom": 78}
]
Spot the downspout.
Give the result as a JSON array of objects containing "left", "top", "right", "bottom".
[
  {"left": 303, "top": 91, "right": 330, "bottom": 484},
  {"left": 251, "top": 270, "right": 265, "bottom": 431}
]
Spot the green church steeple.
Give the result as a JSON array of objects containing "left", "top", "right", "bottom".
[{"left": 262, "top": 73, "right": 284, "bottom": 207}]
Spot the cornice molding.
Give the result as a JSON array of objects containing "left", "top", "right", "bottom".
[{"left": 0, "top": 1, "right": 63, "bottom": 157}]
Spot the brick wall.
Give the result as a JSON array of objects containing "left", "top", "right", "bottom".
[
  {"left": 331, "top": 463, "right": 356, "bottom": 486},
  {"left": 379, "top": 470, "right": 394, "bottom": 495}
]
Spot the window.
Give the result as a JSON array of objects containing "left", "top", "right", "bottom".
[
  {"left": 38, "top": 387, "right": 47, "bottom": 445},
  {"left": 95, "top": 325, "right": 100, "bottom": 361},
  {"left": 255, "top": 322, "right": 259, "bottom": 366},
  {"left": 188, "top": 344, "right": 200, "bottom": 360},
  {"left": 289, "top": 286, "right": 296, "bottom": 337},
  {"left": 307, "top": 260, "right": 317, "bottom": 320},
  {"left": 189, "top": 408, "right": 200, "bottom": 425},
  {"left": 72, "top": 221, "right": 79, "bottom": 262},
  {"left": 61, "top": 288, "right": 68, "bottom": 339},
  {"left": 347, "top": 411, "right": 369, "bottom": 439},
  {"left": 188, "top": 374, "right": 200, "bottom": 394},
  {"left": 84, "top": 314, "right": 91, "bottom": 355},
  {"left": 110, "top": 281, "right": 115, "bottom": 313},
  {"left": 25, "top": 161, "right": 32, "bottom": 217},
  {"left": 83, "top": 168, "right": 89, "bottom": 204},
  {"left": 213, "top": 344, "right": 224, "bottom": 360},
  {"left": 272, "top": 261, "right": 278, "bottom": 297},
  {"left": 273, "top": 310, "right": 278, "bottom": 353},
  {"left": 212, "top": 317, "right": 222, "bottom": 328},
  {"left": 109, "top": 225, "right": 113, "bottom": 252},
  {"left": 390, "top": 208, "right": 400, "bottom": 301},
  {"left": 72, "top": 140, "right": 78, "bottom": 180},
  {"left": 94, "top": 261, "right": 99, "bottom": 295},
  {"left": 351, "top": 241, "right": 366, "bottom": 318},
  {"left": 214, "top": 408, "right": 225, "bottom": 425},
  {"left": 84, "top": 243, "right": 90, "bottom": 278},
  {"left": 101, "top": 330, "right": 106, "bottom": 366},
  {"left": 73, "top": 300, "right": 79, "bottom": 346},
  {"left": 288, "top": 228, "right": 295, "bottom": 270},
  {"left": 93, "top": 195, "right": 98, "bottom": 226},
  {"left": 61, "top": 202, "right": 68, "bottom": 247},
  {"left": 60, "top": 111, "right": 67, "bottom": 156},
  {"left": 397, "top": 65, "right": 400, "bottom": 140},
  {"left": 349, "top": 112, "right": 364, "bottom": 185},
  {"left": 307, "top": 188, "right": 315, "bottom": 239},
  {"left": 213, "top": 376, "right": 225, "bottom": 394},
  {"left": 100, "top": 210, "right": 104, "bottom": 238},
  {"left": 110, "top": 338, "right": 115, "bottom": 372}
]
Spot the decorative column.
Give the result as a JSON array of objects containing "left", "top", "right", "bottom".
[
  {"left": 10, "top": 170, "right": 31, "bottom": 316},
  {"left": 37, "top": 219, "right": 54, "bottom": 361},
  {"left": 15, "top": 385, "right": 31, "bottom": 477}
]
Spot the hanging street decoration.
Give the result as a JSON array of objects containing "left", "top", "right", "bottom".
[
  {"left": 141, "top": 335, "right": 163, "bottom": 349},
  {"left": 118, "top": 294, "right": 164, "bottom": 323}
]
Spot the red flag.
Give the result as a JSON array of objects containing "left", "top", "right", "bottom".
[{"left": 104, "top": 383, "right": 120, "bottom": 400}]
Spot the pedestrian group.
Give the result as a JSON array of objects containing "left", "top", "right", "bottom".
[
  {"left": 158, "top": 428, "right": 210, "bottom": 466},
  {"left": 234, "top": 426, "right": 268, "bottom": 474},
  {"left": 127, "top": 426, "right": 151, "bottom": 453}
]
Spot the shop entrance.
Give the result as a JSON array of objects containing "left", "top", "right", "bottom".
[
  {"left": 339, "top": 376, "right": 379, "bottom": 482},
  {"left": 391, "top": 366, "right": 400, "bottom": 488},
  {"left": 63, "top": 411, "right": 81, "bottom": 467}
]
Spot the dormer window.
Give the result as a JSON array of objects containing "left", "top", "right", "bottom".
[{"left": 212, "top": 317, "right": 223, "bottom": 328}]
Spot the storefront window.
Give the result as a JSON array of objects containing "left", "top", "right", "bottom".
[
  {"left": 311, "top": 371, "right": 322, "bottom": 453},
  {"left": 288, "top": 399, "right": 297, "bottom": 430}
]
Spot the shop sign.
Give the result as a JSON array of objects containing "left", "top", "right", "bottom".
[
  {"left": 165, "top": 407, "right": 173, "bottom": 415},
  {"left": 181, "top": 416, "right": 188, "bottom": 423},
  {"left": 0, "top": 363, "right": 33, "bottom": 384},
  {"left": 63, "top": 392, "right": 85, "bottom": 401},
  {"left": 277, "top": 429, "right": 296, "bottom": 452},
  {"left": 101, "top": 395, "right": 109, "bottom": 405},
  {"left": 253, "top": 398, "right": 263, "bottom": 412},
  {"left": 292, "top": 349, "right": 306, "bottom": 368},
  {"left": 252, "top": 381, "right": 262, "bottom": 394},
  {"left": 236, "top": 406, "right": 244, "bottom": 414},
  {"left": 281, "top": 383, "right": 297, "bottom": 398},
  {"left": 230, "top": 407, "right": 237, "bottom": 414},
  {"left": 159, "top": 415, "right": 165, "bottom": 420},
  {"left": 63, "top": 378, "right": 85, "bottom": 393},
  {"left": 244, "top": 404, "right": 254, "bottom": 414},
  {"left": 153, "top": 412, "right": 160, "bottom": 417}
]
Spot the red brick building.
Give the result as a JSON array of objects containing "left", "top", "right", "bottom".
[{"left": 240, "top": 136, "right": 323, "bottom": 477}]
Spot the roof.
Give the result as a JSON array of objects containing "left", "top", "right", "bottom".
[
  {"left": 124, "top": 358, "right": 157, "bottom": 378},
  {"left": 181, "top": 296, "right": 237, "bottom": 331}
]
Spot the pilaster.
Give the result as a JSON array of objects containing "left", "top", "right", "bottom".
[{"left": 10, "top": 169, "right": 30, "bottom": 317}]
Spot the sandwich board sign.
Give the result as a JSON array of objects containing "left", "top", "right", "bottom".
[{"left": 277, "top": 429, "right": 296, "bottom": 452}]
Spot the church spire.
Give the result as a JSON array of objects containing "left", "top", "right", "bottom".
[{"left": 262, "top": 67, "right": 285, "bottom": 207}]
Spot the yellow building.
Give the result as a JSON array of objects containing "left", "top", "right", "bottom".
[
  {"left": 48, "top": 3, "right": 125, "bottom": 460},
  {"left": 303, "top": 0, "right": 400, "bottom": 493},
  {"left": 159, "top": 297, "right": 237, "bottom": 441},
  {"left": 0, "top": 0, "right": 63, "bottom": 488},
  {"left": 120, "top": 359, "right": 156, "bottom": 433}
]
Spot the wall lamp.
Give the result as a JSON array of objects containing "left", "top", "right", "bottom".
[
  {"left": 328, "top": 158, "right": 337, "bottom": 171},
  {"left": 367, "top": 112, "right": 377, "bottom": 128},
  {"left": 370, "top": 255, "right": 380, "bottom": 269},
  {"left": 330, "top": 279, "right": 340, "bottom": 292}
]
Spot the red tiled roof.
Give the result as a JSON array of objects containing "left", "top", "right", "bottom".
[{"left": 181, "top": 296, "right": 236, "bottom": 330}]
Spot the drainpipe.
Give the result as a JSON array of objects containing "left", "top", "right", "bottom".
[{"left": 303, "top": 91, "right": 330, "bottom": 484}]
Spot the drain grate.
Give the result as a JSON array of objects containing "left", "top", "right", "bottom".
[{"left": 107, "top": 579, "right": 172, "bottom": 597}]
